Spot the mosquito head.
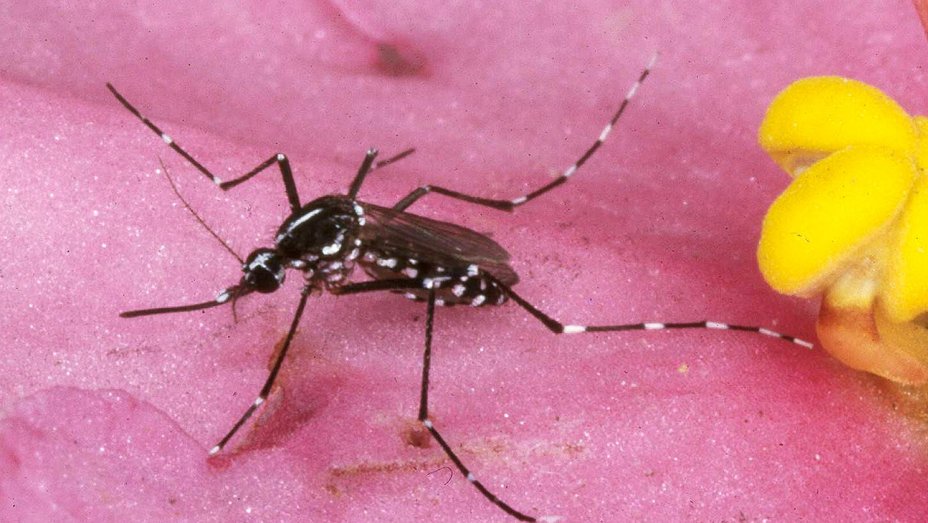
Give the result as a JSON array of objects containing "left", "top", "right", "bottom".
[
  {"left": 275, "top": 196, "right": 364, "bottom": 262},
  {"left": 241, "top": 248, "right": 286, "bottom": 294}
]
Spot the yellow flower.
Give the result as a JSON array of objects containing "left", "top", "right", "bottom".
[{"left": 758, "top": 76, "right": 928, "bottom": 385}]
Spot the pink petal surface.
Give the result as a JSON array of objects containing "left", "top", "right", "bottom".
[{"left": 2, "top": 1, "right": 927, "bottom": 522}]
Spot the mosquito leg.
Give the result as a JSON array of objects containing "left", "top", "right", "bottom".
[
  {"left": 106, "top": 83, "right": 302, "bottom": 212},
  {"left": 370, "top": 147, "right": 416, "bottom": 173},
  {"left": 390, "top": 56, "right": 656, "bottom": 213},
  {"left": 217, "top": 154, "right": 301, "bottom": 213},
  {"left": 333, "top": 281, "right": 539, "bottom": 519},
  {"left": 346, "top": 149, "right": 380, "bottom": 200},
  {"left": 416, "top": 289, "right": 537, "bottom": 522},
  {"left": 491, "top": 277, "right": 813, "bottom": 348},
  {"left": 209, "top": 287, "right": 311, "bottom": 454}
]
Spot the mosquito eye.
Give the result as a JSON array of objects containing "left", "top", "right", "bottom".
[
  {"left": 246, "top": 267, "right": 282, "bottom": 293},
  {"left": 243, "top": 250, "right": 285, "bottom": 293},
  {"left": 757, "top": 76, "right": 928, "bottom": 385}
]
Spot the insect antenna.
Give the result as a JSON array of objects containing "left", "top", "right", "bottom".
[
  {"left": 120, "top": 161, "right": 249, "bottom": 319},
  {"left": 158, "top": 157, "right": 244, "bottom": 264}
]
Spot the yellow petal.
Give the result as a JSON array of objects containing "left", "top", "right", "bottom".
[
  {"left": 882, "top": 174, "right": 928, "bottom": 322},
  {"left": 759, "top": 77, "right": 916, "bottom": 175},
  {"left": 914, "top": 116, "right": 928, "bottom": 173},
  {"left": 757, "top": 146, "right": 917, "bottom": 296}
]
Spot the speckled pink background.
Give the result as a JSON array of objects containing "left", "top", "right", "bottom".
[{"left": 2, "top": 1, "right": 927, "bottom": 522}]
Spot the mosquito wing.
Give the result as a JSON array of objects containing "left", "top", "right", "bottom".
[{"left": 358, "top": 202, "right": 519, "bottom": 285}]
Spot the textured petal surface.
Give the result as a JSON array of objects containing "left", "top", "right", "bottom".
[
  {"left": 2, "top": 1, "right": 927, "bottom": 522},
  {"left": 884, "top": 171, "right": 928, "bottom": 322},
  {"left": 758, "top": 146, "right": 916, "bottom": 296},
  {"left": 758, "top": 76, "right": 916, "bottom": 174}
]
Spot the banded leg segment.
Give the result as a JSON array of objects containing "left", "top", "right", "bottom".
[
  {"left": 347, "top": 147, "right": 418, "bottom": 200},
  {"left": 418, "top": 289, "right": 537, "bottom": 522},
  {"left": 371, "top": 147, "right": 416, "bottom": 172},
  {"left": 106, "top": 83, "right": 302, "bottom": 213},
  {"left": 209, "top": 288, "right": 311, "bottom": 455},
  {"left": 217, "top": 154, "right": 301, "bottom": 213},
  {"left": 495, "top": 277, "right": 814, "bottom": 348},
  {"left": 391, "top": 55, "right": 657, "bottom": 213},
  {"left": 329, "top": 280, "right": 539, "bottom": 519}
]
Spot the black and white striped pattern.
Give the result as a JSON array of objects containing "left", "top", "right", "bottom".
[
  {"left": 499, "top": 280, "right": 813, "bottom": 350},
  {"left": 508, "top": 52, "right": 657, "bottom": 208},
  {"left": 560, "top": 320, "right": 813, "bottom": 348},
  {"left": 107, "top": 83, "right": 226, "bottom": 187},
  {"left": 208, "top": 287, "right": 311, "bottom": 455},
  {"left": 389, "top": 53, "right": 658, "bottom": 214},
  {"left": 107, "top": 84, "right": 415, "bottom": 214}
]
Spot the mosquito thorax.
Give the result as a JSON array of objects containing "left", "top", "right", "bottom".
[
  {"left": 242, "top": 248, "right": 286, "bottom": 293},
  {"left": 274, "top": 196, "right": 364, "bottom": 263}
]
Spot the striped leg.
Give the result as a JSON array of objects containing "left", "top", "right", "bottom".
[
  {"left": 106, "top": 83, "right": 303, "bottom": 213},
  {"left": 209, "top": 278, "right": 422, "bottom": 454},
  {"left": 391, "top": 55, "right": 657, "bottom": 213},
  {"left": 334, "top": 282, "right": 539, "bottom": 520},
  {"left": 347, "top": 148, "right": 418, "bottom": 200},
  {"left": 209, "top": 288, "right": 310, "bottom": 455},
  {"left": 418, "top": 290, "right": 538, "bottom": 522},
  {"left": 495, "top": 278, "right": 814, "bottom": 349},
  {"left": 371, "top": 147, "right": 416, "bottom": 171}
]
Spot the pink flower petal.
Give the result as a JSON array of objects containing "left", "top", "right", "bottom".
[{"left": 2, "top": 2, "right": 927, "bottom": 521}]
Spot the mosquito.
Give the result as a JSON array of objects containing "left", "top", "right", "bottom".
[{"left": 108, "top": 56, "right": 811, "bottom": 522}]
